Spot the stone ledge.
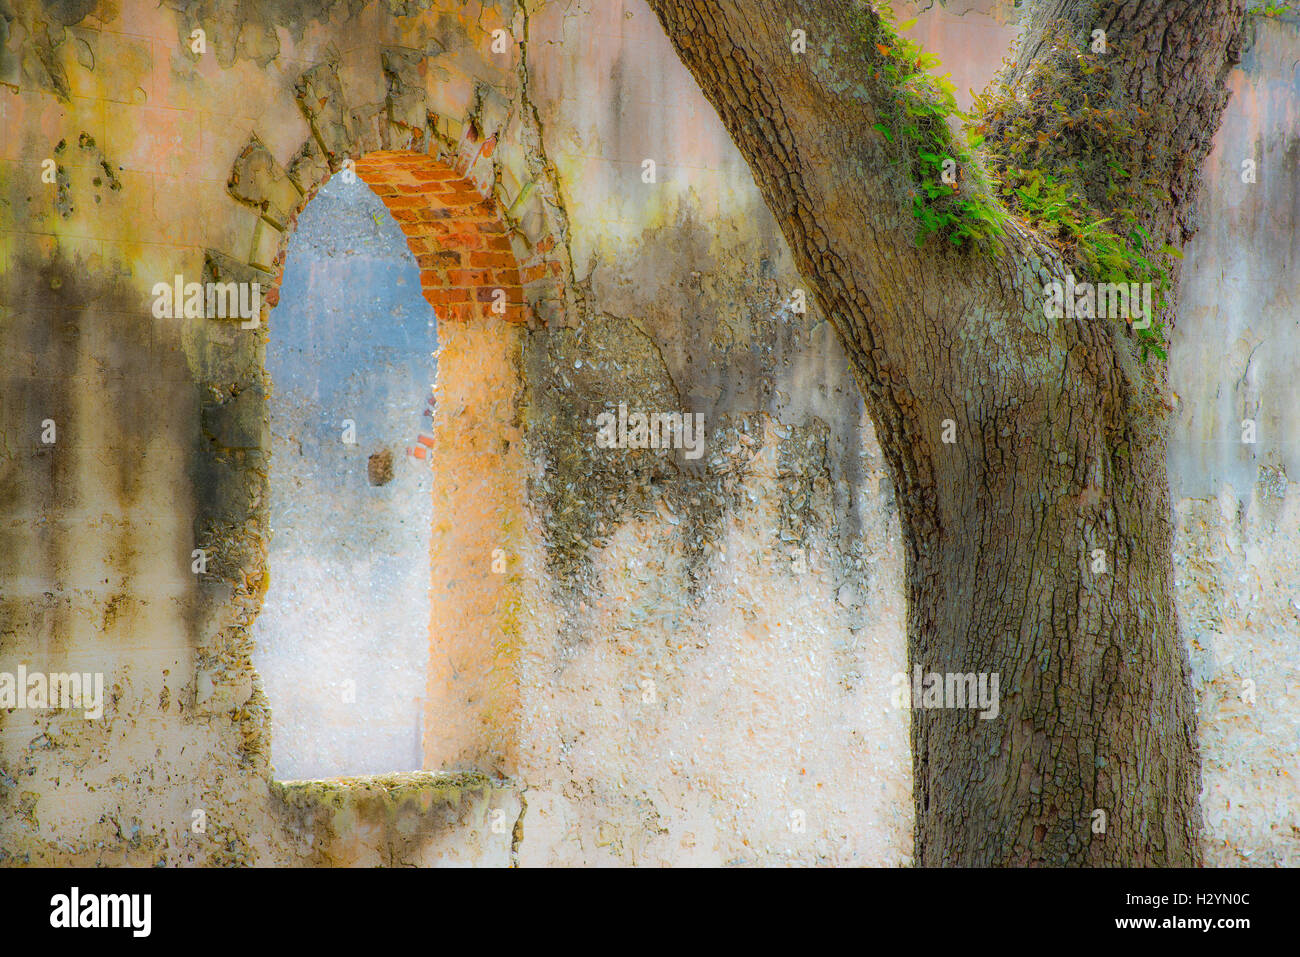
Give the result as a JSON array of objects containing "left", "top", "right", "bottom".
[{"left": 268, "top": 770, "right": 520, "bottom": 867}]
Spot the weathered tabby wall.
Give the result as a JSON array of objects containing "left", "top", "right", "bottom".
[
  {"left": 0, "top": 0, "right": 1295, "bottom": 867},
  {"left": 0, "top": 0, "right": 907, "bottom": 866}
]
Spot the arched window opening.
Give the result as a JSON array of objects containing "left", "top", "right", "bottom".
[{"left": 253, "top": 172, "right": 436, "bottom": 780}]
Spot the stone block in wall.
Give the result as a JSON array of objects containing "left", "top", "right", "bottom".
[
  {"left": 337, "top": 45, "right": 387, "bottom": 116},
  {"left": 498, "top": 161, "right": 524, "bottom": 211},
  {"left": 467, "top": 147, "right": 495, "bottom": 195},
  {"left": 201, "top": 247, "right": 274, "bottom": 328},
  {"left": 227, "top": 135, "right": 302, "bottom": 230},
  {"left": 436, "top": 112, "right": 466, "bottom": 153},
  {"left": 381, "top": 47, "right": 428, "bottom": 134},
  {"left": 2, "top": 95, "right": 103, "bottom": 169},
  {"left": 0, "top": 597, "right": 59, "bottom": 646},
  {"left": 248, "top": 218, "right": 282, "bottom": 273},
  {"left": 294, "top": 60, "right": 360, "bottom": 164},
  {"left": 381, "top": 117, "right": 424, "bottom": 152},
  {"left": 286, "top": 137, "right": 330, "bottom": 195},
  {"left": 200, "top": 202, "right": 262, "bottom": 269},
  {"left": 203, "top": 248, "right": 272, "bottom": 290},
  {"left": 77, "top": 309, "right": 155, "bottom": 383},
  {"left": 472, "top": 82, "right": 513, "bottom": 142},
  {"left": 507, "top": 181, "right": 550, "bottom": 247},
  {"left": 496, "top": 122, "right": 532, "bottom": 205},
  {"left": 422, "top": 61, "right": 477, "bottom": 134}
]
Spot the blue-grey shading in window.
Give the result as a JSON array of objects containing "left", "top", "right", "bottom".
[{"left": 254, "top": 173, "right": 437, "bottom": 780}]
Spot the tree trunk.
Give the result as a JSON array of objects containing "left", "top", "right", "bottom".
[
  {"left": 909, "top": 306, "right": 1200, "bottom": 865},
  {"left": 646, "top": 0, "right": 1246, "bottom": 864}
]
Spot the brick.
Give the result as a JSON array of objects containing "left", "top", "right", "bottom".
[
  {"left": 362, "top": 175, "right": 418, "bottom": 192},
  {"left": 400, "top": 221, "right": 444, "bottom": 239},
  {"left": 389, "top": 153, "right": 430, "bottom": 168},
  {"left": 362, "top": 150, "right": 414, "bottom": 164},
  {"left": 440, "top": 227, "right": 483, "bottom": 249},
  {"left": 421, "top": 288, "right": 474, "bottom": 305},
  {"left": 477, "top": 285, "right": 524, "bottom": 303},
  {"left": 416, "top": 250, "right": 461, "bottom": 269},
  {"left": 411, "top": 168, "right": 459, "bottom": 182},
  {"left": 444, "top": 186, "right": 484, "bottom": 204},
  {"left": 447, "top": 268, "right": 493, "bottom": 286},
  {"left": 469, "top": 250, "right": 515, "bottom": 268}
]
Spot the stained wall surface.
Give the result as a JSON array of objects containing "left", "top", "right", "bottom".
[{"left": 0, "top": 0, "right": 1295, "bottom": 867}]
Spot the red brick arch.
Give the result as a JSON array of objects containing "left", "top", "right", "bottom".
[{"left": 348, "top": 149, "right": 557, "bottom": 324}]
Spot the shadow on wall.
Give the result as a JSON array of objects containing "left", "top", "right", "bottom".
[{"left": 253, "top": 174, "right": 437, "bottom": 780}]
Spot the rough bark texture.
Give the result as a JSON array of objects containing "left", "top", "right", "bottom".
[{"left": 646, "top": 0, "right": 1246, "bottom": 865}]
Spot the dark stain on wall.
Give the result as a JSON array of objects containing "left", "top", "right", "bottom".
[
  {"left": 40, "top": 0, "right": 96, "bottom": 26},
  {"left": 0, "top": 247, "right": 203, "bottom": 654},
  {"left": 168, "top": 0, "right": 369, "bottom": 68}
]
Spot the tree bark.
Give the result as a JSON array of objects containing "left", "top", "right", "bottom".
[{"left": 646, "top": 0, "right": 1246, "bottom": 865}]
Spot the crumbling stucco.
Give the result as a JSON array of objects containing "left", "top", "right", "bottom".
[{"left": 1, "top": 0, "right": 1297, "bottom": 868}]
